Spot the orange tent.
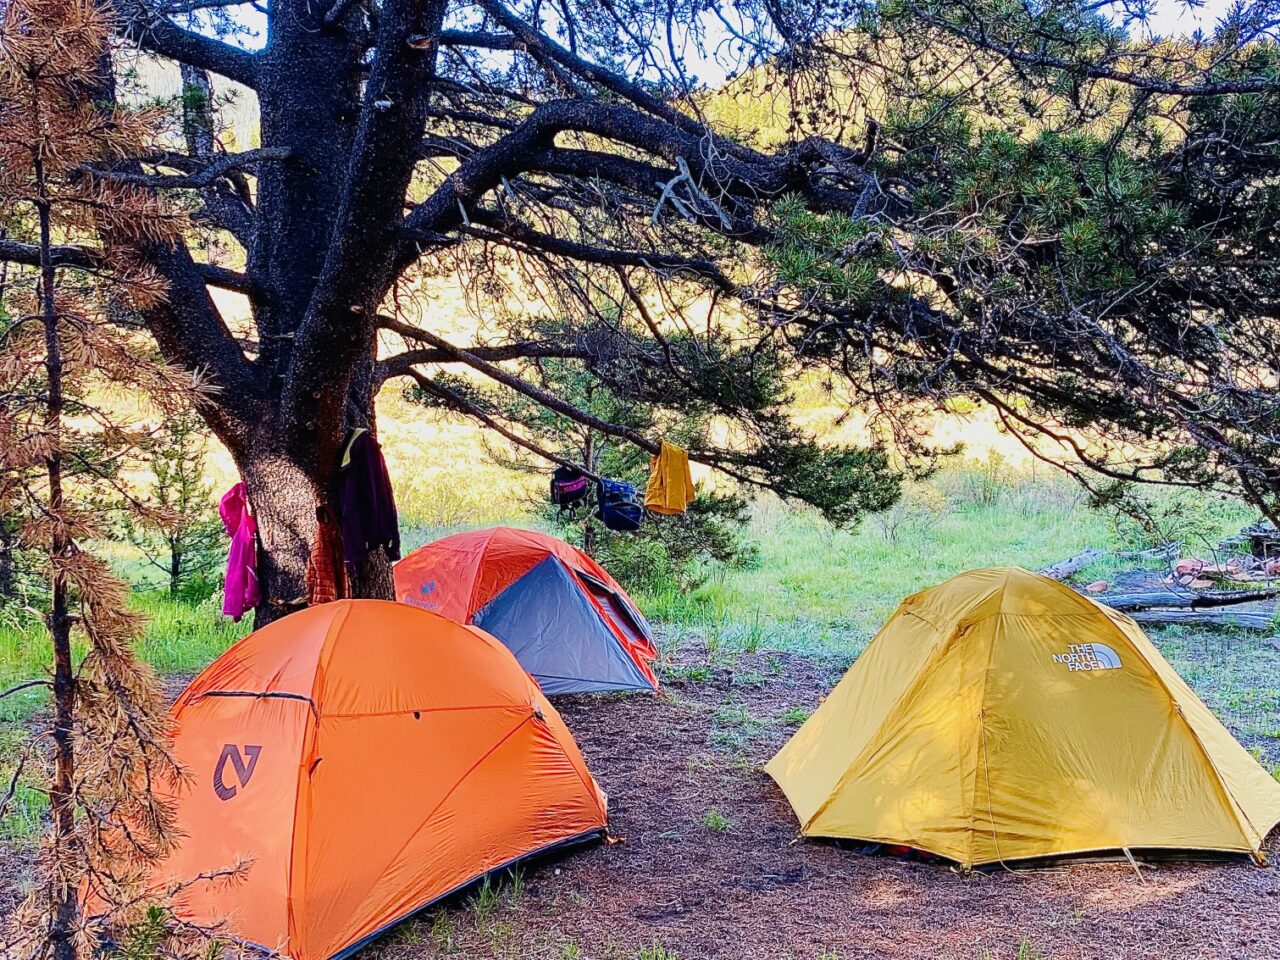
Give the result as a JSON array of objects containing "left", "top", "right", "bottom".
[
  {"left": 395, "top": 527, "right": 658, "bottom": 694},
  {"left": 150, "top": 600, "right": 608, "bottom": 960}
]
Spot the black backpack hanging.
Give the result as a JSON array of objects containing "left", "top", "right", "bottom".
[
  {"left": 595, "top": 477, "right": 644, "bottom": 532},
  {"left": 550, "top": 466, "right": 590, "bottom": 514}
]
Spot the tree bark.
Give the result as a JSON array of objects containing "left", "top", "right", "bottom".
[
  {"left": 1125, "top": 608, "right": 1276, "bottom": 631},
  {"left": 1039, "top": 548, "right": 1106, "bottom": 581},
  {"left": 36, "top": 148, "right": 78, "bottom": 960},
  {"left": 236, "top": 407, "right": 398, "bottom": 626},
  {"left": 169, "top": 541, "right": 183, "bottom": 598},
  {"left": 238, "top": 436, "right": 324, "bottom": 625},
  {"left": 0, "top": 519, "right": 16, "bottom": 602}
]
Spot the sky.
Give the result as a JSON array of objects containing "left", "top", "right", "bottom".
[
  {"left": 1130, "top": 0, "right": 1239, "bottom": 37},
  {"left": 217, "top": 0, "right": 1245, "bottom": 71}
]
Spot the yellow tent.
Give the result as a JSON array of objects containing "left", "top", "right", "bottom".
[{"left": 766, "top": 567, "right": 1280, "bottom": 867}]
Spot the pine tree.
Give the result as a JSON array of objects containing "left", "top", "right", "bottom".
[
  {"left": 122, "top": 411, "right": 223, "bottom": 600},
  {"left": 0, "top": 0, "right": 233, "bottom": 954}
]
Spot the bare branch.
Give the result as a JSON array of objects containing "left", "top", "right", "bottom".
[
  {"left": 91, "top": 146, "right": 292, "bottom": 190},
  {"left": 115, "top": 0, "right": 261, "bottom": 88},
  {"left": 0, "top": 238, "right": 253, "bottom": 293},
  {"left": 376, "top": 316, "right": 597, "bottom": 381},
  {"left": 0, "top": 679, "right": 51, "bottom": 700}
]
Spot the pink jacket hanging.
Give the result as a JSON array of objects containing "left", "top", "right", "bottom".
[{"left": 219, "top": 482, "right": 260, "bottom": 622}]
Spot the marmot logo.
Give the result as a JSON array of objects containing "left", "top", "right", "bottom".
[
  {"left": 1052, "top": 643, "right": 1122, "bottom": 672},
  {"left": 404, "top": 582, "right": 439, "bottom": 611},
  {"left": 214, "top": 744, "right": 262, "bottom": 800}
]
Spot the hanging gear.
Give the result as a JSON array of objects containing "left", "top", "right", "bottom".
[
  {"left": 595, "top": 477, "right": 645, "bottom": 532},
  {"left": 337, "top": 428, "right": 401, "bottom": 572},
  {"left": 644, "top": 440, "right": 695, "bottom": 516},
  {"left": 219, "top": 482, "right": 260, "bottom": 622},
  {"left": 550, "top": 465, "right": 590, "bottom": 516},
  {"left": 305, "top": 504, "right": 348, "bottom": 605}
]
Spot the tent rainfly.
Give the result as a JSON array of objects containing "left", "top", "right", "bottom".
[
  {"left": 150, "top": 600, "right": 608, "bottom": 960},
  {"left": 767, "top": 567, "right": 1280, "bottom": 868},
  {"left": 395, "top": 527, "right": 657, "bottom": 694}
]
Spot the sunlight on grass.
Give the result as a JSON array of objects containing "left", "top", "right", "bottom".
[
  {"left": 0, "top": 590, "right": 247, "bottom": 722},
  {"left": 641, "top": 471, "right": 1112, "bottom": 655}
]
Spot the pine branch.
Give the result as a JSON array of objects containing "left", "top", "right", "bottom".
[
  {"left": 387, "top": 324, "right": 770, "bottom": 491},
  {"left": 116, "top": 0, "right": 261, "bottom": 88},
  {"left": 0, "top": 679, "right": 51, "bottom": 700},
  {"left": 909, "top": 6, "right": 1280, "bottom": 97},
  {"left": 408, "top": 371, "right": 598, "bottom": 477}
]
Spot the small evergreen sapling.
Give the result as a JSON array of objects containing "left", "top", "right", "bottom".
[{"left": 121, "top": 412, "right": 223, "bottom": 601}]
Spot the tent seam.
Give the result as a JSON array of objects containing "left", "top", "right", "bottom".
[
  {"left": 287, "top": 600, "right": 353, "bottom": 957},
  {"left": 324, "top": 711, "right": 540, "bottom": 947},
  {"left": 320, "top": 703, "right": 531, "bottom": 719},
  {"left": 800, "top": 603, "right": 958, "bottom": 834},
  {"left": 532, "top": 687, "right": 607, "bottom": 819},
  {"left": 1109, "top": 610, "right": 1267, "bottom": 855},
  {"left": 968, "top": 572, "right": 1010, "bottom": 870}
]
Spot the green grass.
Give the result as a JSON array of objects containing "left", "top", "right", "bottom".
[
  {"left": 642, "top": 472, "right": 1112, "bottom": 656},
  {"left": 1147, "top": 625, "right": 1280, "bottom": 762},
  {"left": 0, "top": 589, "right": 247, "bottom": 839},
  {"left": 699, "top": 808, "right": 730, "bottom": 832},
  {"left": 0, "top": 589, "right": 247, "bottom": 723},
  {"left": 635, "top": 943, "right": 679, "bottom": 960}
]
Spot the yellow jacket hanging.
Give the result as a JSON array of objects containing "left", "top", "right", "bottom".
[{"left": 645, "top": 440, "right": 695, "bottom": 515}]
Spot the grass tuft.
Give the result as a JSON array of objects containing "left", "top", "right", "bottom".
[{"left": 699, "top": 807, "right": 730, "bottom": 833}]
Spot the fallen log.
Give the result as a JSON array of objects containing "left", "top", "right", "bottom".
[
  {"left": 1115, "top": 543, "right": 1180, "bottom": 562},
  {"left": 1126, "top": 609, "right": 1276, "bottom": 631},
  {"left": 1101, "top": 588, "right": 1279, "bottom": 613},
  {"left": 1040, "top": 548, "right": 1106, "bottom": 581}
]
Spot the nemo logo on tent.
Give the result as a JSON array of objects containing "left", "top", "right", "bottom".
[
  {"left": 1052, "top": 642, "right": 1122, "bottom": 672},
  {"left": 213, "top": 744, "right": 262, "bottom": 801}
]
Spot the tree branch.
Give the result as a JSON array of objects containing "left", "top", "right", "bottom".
[
  {"left": 438, "top": 28, "right": 522, "bottom": 50},
  {"left": 476, "top": 0, "right": 710, "bottom": 136},
  {"left": 0, "top": 679, "right": 51, "bottom": 700},
  {"left": 390, "top": 324, "right": 661, "bottom": 452},
  {"left": 92, "top": 147, "right": 291, "bottom": 190},
  {"left": 115, "top": 0, "right": 261, "bottom": 88},
  {"left": 400, "top": 98, "right": 777, "bottom": 260},
  {"left": 0, "top": 239, "right": 253, "bottom": 293},
  {"left": 376, "top": 318, "right": 597, "bottom": 382},
  {"left": 407, "top": 370, "right": 598, "bottom": 476},
  {"left": 455, "top": 212, "right": 739, "bottom": 291},
  {"left": 912, "top": 7, "right": 1280, "bottom": 97}
]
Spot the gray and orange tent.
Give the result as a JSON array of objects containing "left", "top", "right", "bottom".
[
  {"left": 394, "top": 527, "right": 658, "bottom": 694},
  {"left": 148, "top": 600, "right": 607, "bottom": 960}
]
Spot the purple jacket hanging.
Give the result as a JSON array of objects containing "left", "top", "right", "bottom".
[
  {"left": 219, "top": 482, "right": 260, "bottom": 622},
  {"left": 338, "top": 428, "right": 401, "bottom": 571}
]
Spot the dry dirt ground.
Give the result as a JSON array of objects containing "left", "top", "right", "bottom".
[
  {"left": 364, "top": 645, "right": 1280, "bottom": 960},
  {"left": 4, "top": 644, "right": 1278, "bottom": 960}
]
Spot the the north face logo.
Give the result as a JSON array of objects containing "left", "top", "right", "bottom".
[
  {"left": 1052, "top": 643, "right": 1122, "bottom": 672},
  {"left": 213, "top": 744, "right": 262, "bottom": 800}
]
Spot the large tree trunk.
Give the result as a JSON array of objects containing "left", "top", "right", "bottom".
[
  {"left": 237, "top": 379, "right": 396, "bottom": 627},
  {"left": 238, "top": 434, "right": 325, "bottom": 625}
]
